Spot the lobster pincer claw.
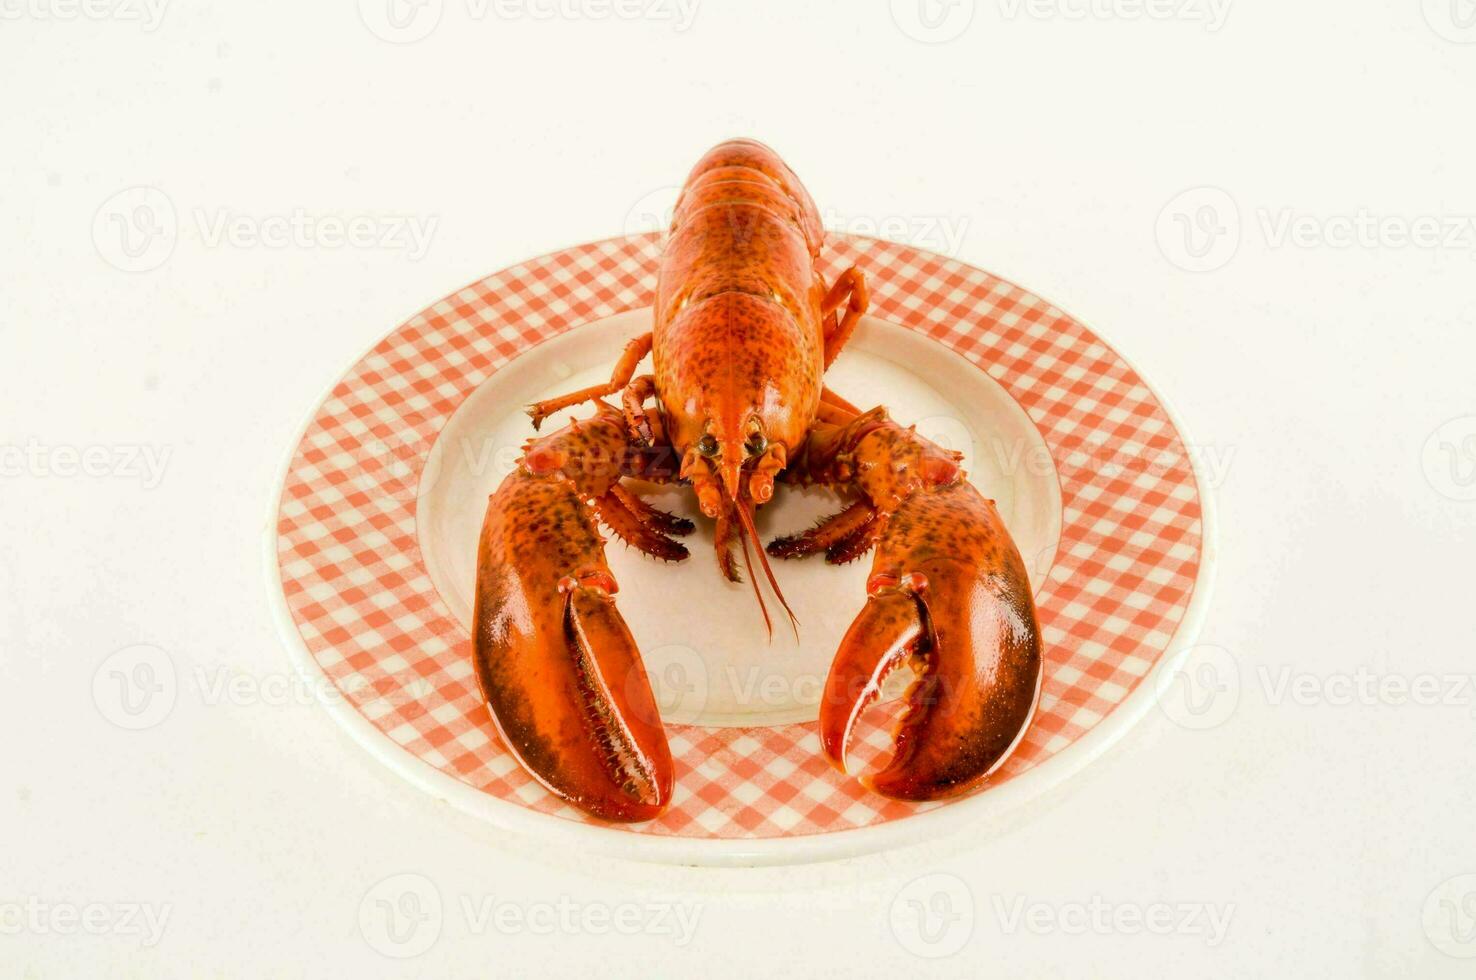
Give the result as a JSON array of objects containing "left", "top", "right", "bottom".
[
  {"left": 819, "top": 482, "right": 1043, "bottom": 802},
  {"left": 472, "top": 420, "right": 674, "bottom": 822}
]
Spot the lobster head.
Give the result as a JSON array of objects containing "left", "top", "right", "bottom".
[{"left": 659, "top": 290, "right": 820, "bottom": 518}]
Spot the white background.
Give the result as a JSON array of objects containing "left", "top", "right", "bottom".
[{"left": 4, "top": 0, "right": 1475, "bottom": 976}]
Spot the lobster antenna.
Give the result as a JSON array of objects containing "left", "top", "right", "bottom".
[
  {"left": 736, "top": 494, "right": 798, "bottom": 639},
  {"left": 731, "top": 509, "right": 773, "bottom": 639}
]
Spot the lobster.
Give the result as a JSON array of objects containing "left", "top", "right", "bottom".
[{"left": 472, "top": 139, "right": 1042, "bottom": 821}]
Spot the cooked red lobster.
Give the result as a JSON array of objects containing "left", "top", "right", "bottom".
[{"left": 472, "top": 139, "right": 1042, "bottom": 821}]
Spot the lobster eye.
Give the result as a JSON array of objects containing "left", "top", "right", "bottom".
[
  {"left": 745, "top": 432, "right": 767, "bottom": 456},
  {"left": 696, "top": 434, "right": 719, "bottom": 457}
]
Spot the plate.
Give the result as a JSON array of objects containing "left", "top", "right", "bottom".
[{"left": 266, "top": 233, "right": 1215, "bottom": 865}]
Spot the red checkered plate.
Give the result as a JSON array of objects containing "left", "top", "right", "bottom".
[{"left": 266, "top": 234, "right": 1215, "bottom": 865}]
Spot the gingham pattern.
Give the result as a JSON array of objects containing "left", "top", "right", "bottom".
[{"left": 275, "top": 234, "right": 1204, "bottom": 839}]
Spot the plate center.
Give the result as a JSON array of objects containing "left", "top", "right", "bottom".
[{"left": 418, "top": 310, "right": 1061, "bottom": 728}]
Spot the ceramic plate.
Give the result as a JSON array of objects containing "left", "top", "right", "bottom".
[{"left": 265, "top": 233, "right": 1215, "bottom": 865}]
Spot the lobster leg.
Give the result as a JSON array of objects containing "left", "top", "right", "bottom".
[
  {"left": 714, "top": 506, "right": 741, "bottom": 583},
  {"left": 767, "top": 500, "right": 875, "bottom": 560},
  {"left": 473, "top": 404, "right": 675, "bottom": 821},
  {"left": 820, "top": 386, "right": 862, "bottom": 417},
  {"left": 822, "top": 266, "right": 868, "bottom": 369},
  {"left": 823, "top": 510, "right": 882, "bottom": 565},
  {"left": 527, "top": 333, "right": 652, "bottom": 430},
  {"left": 621, "top": 375, "right": 666, "bottom": 446},
  {"left": 777, "top": 407, "right": 1042, "bottom": 801},
  {"left": 594, "top": 490, "right": 689, "bottom": 562},
  {"left": 609, "top": 483, "right": 693, "bottom": 537}
]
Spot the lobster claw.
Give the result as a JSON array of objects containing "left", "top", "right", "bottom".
[
  {"left": 819, "top": 483, "right": 1043, "bottom": 801},
  {"left": 473, "top": 469, "right": 674, "bottom": 822}
]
